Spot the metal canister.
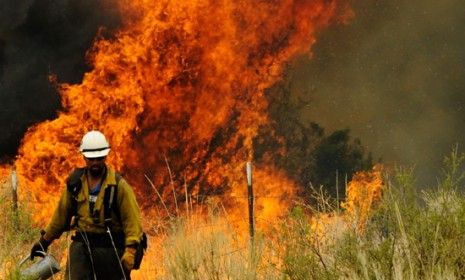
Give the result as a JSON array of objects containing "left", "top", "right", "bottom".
[{"left": 18, "top": 251, "right": 60, "bottom": 280}]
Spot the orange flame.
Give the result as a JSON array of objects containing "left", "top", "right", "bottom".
[
  {"left": 0, "top": 165, "right": 9, "bottom": 182},
  {"left": 341, "top": 164, "right": 384, "bottom": 230},
  {"left": 310, "top": 165, "right": 384, "bottom": 242},
  {"left": 14, "top": 0, "right": 351, "bottom": 225}
]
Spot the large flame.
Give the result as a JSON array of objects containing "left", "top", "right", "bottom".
[{"left": 14, "top": 0, "right": 351, "bottom": 225}]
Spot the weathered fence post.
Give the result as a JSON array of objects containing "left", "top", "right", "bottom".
[
  {"left": 246, "top": 162, "right": 255, "bottom": 241},
  {"left": 11, "top": 168, "right": 20, "bottom": 229},
  {"left": 11, "top": 169, "right": 18, "bottom": 212}
]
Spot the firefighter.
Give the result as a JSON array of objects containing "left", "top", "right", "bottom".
[{"left": 30, "top": 130, "right": 144, "bottom": 279}]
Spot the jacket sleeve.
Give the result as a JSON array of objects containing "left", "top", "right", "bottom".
[
  {"left": 44, "top": 188, "right": 74, "bottom": 240},
  {"left": 117, "top": 179, "right": 143, "bottom": 246}
]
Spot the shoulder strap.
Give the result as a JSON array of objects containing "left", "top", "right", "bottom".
[
  {"left": 66, "top": 168, "right": 86, "bottom": 197},
  {"left": 66, "top": 168, "right": 85, "bottom": 229},
  {"left": 103, "top": 173, "right": 122, "bottom": 228},
  {"left": 67, "top": 169, "right": 123, "bottom": 228}
]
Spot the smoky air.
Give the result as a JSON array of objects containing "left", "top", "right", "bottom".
[
  {"left": 0, "top": 0, "right": 121, "bottom": 158},
  {"left": 289, "top": 0, "right": 465, "bottom": 185}
]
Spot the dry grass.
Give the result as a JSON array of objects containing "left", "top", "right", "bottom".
[{"left": 3, "top": 148, "right": 465, "bottom": 279}]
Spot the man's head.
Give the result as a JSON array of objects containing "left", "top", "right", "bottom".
[{"left": 80, "top": 130, "right": 110, "bottom": 177}]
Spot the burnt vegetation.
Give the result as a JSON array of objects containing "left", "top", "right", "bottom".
[{"left": 254, "top": 80, "right": 373, "bottom": 201}]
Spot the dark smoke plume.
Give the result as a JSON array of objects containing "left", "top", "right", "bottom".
[
  {"left": 0, "top": 0, "right": 121, "bottom": 159},
  {"left": 290, "top": 0, "right": 465, "bottom": 186}
]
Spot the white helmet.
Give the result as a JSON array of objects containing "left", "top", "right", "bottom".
[{"left": 79, "top": 130, "right": 111, "bottom": 158}]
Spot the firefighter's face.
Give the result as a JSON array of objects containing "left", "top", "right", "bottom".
[{"left": 84, "top": 156, "right": 106, "bottom": 177}]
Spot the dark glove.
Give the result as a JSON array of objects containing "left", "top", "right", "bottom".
[{"left": 30, "top": 236, "right": 52, "bottom": 260}]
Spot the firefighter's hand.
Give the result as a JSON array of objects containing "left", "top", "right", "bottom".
[
  {"left": 30, "top": 236, "right": 51, "bottom": 260},
  {"left": 121, "top": 246, "right": 137, "bottom": 271}
]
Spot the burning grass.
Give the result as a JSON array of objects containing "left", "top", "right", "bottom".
[{"left": 2, "top": 149, "right": 465, "bottom": 279}]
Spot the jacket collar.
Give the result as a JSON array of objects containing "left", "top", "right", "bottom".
[{"left": 77, "top": 166, "right": 117, "bottom": 200}]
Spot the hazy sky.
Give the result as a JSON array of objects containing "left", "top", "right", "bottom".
[{"left": 290, "top": 0, "right": 465, "bottom": 185}]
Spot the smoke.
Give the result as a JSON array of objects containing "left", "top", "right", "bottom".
[
  {"left": 290, "top": 0, "right": 465, "bottom": 185},
  {"left": 0, "top": 0, "right": 121, "bottom": 158},
  {"left": 0, "top": 0, "right": 34, "bottom": 31}
]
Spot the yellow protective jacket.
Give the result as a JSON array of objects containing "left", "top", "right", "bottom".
[{"left": 45, "top": 167, "right": 143, "bottom": 247}]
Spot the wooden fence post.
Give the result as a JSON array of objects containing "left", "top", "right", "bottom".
[
  {"left": 11, "top": 169, "right": 19, "bottom": 229},
  {"left": 11, "top": 169, "right": 18, "bottom": 212},
  {"left": 246, "top": 162, "right": 255, "bottom": 241}
]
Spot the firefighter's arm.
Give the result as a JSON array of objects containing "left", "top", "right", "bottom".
[
  {"left": 44, "top": 188, "right": 74, "bottom": 240},
  {"left": 117, "top": 179, "right": 143, "bottom": 246},
  {"left": 31, "top": 188, "right": 73, "bottom": 260}
]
